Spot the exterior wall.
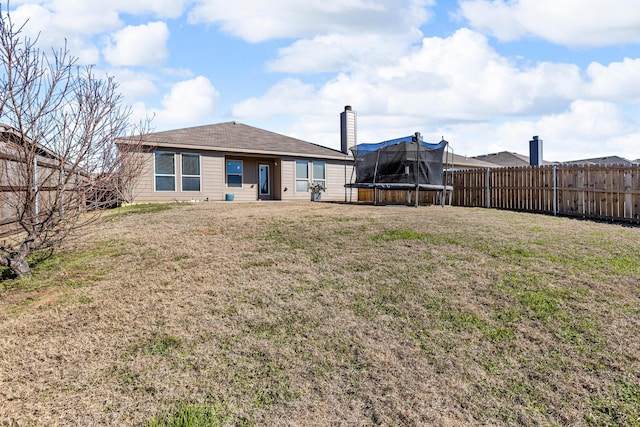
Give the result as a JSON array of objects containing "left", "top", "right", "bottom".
[
  {"left": 280, "top": 157, "right": 355, "bottom": 202},
  {"left": 224, "top": 157, "right": 259, "bottom": 202},
  {"left": 130, "top": 151, "right": 153, "bottom": 201},
  {"left": 326, "top": 161, "right": 355, "bottom": 202},
  {"left": 280, "top": 157, "right": 305, "bottom": 201},
  {"left": 206, "top": 155, "right": 225, "bottom": 201},
  {"left": 132, "top": 149, "right": 225, "bottom": 203},
  {"left": 132, "top": 148, "right": 355, "bottom": 203}
]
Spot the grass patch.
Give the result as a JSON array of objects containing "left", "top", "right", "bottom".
[
  {"left": 133, "top": 332, "right": 182, "bottom": 356},
  {"left": 109, "top": 203, "right": 176, "bottom": 217},
  {"left": 1, "top": 241, "right": 124, "bottom": 293},
  {"left": 370, "top": 228, "right": 426, "bottom": 242},
  {"left": 587, "top": 380, "right": 640, "bottom": 426},
  {"left": 147, "top": 402, "right": 230, "bottom": 427},
  {"left": 2, "top": 203, "right": 640, "bottom": 426}
]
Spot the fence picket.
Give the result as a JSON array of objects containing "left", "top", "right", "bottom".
[{"left": 452, "top": 164, "right": 640, "bottom": 224}]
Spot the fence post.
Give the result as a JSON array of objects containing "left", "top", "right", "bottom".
[
  {"left": 33, "top": 157, "right": 39, "bottom": 217},
  {"left": 553, "top": 165, "right": 557, "bottom": 216},
  {"left": 485, "top": 168, "right": 491, "bottom": 209}
]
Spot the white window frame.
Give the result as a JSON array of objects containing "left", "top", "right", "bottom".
[
  {"left": 312, "top": 161, "right": 326, "bottom": 190},
  {"left": 181, "top": 153, "right": 201, "bottom": 192},
  {"left": 295, "top": 160, "right": 309, "bottom": 192},
  {"left": 154, "top": 152, "right": 175, "bottom": 192},
  {"left": 226, "top": 159, "right": 243, "bottom": 188}
]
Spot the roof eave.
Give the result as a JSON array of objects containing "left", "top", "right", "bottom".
[{"left": 131, "top": 141, "right": 351, "bottom": 161}]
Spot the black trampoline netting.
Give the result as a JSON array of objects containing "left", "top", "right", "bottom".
[{"left": 350, "top": 135, "right": 447, "bottom": 186}]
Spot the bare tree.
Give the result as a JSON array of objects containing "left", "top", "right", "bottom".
[
  {"left": 0, "top": 9, "right": 151, "bottom": 278},
  {"left": 114, "top": 134, "right": 151, "bottom": 205}
]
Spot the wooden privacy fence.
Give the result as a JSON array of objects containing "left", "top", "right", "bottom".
[
  {"left": 0, "top": 149, "right": 85, "bottom": 238},
  {"left": 452, "top": 165, "right": 640, "bottom": 223},
  {"left": 355, "top": 188, "right": 448, "bottom": 206}
]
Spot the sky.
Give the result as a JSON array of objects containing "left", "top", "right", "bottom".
[{"left": 5, "top": 0, "right": 640, "bottom": 161}]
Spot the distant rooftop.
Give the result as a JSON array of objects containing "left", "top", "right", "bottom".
[
  {"left": 469, "top": 151, "right": 639, "bottom": 168},
  {"left": 560, "top": 155, "right": 637, "bottom": 166},
  {"left": 471, "top": 151, "right": 553, "bottom": 167}
]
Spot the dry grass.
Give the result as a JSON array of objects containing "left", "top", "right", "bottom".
[{"left": 1, "top": 201, "right": 639, "bottom": 426}]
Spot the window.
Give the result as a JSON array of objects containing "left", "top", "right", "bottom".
[
  {"left": 182, "top": 154, "right": 201, "bottom": 191},
  {"left": 295, "top": 160, "right": 309, "bottom": 192},
  {"left": 226, "top": 160, "right": 243, "bottom": 187},
  {"left": 155, "top": 152, "right": 175, "bottom": 191},
  {"left": 312, "top": 161, "right": 326, "bottom": 189}
]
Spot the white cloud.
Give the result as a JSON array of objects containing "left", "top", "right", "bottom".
[
  {"left": 426, "top": 100, "right": 639, "bottom": 161},
  {"left": 537, "top": 100, "right": 635, "bottom": 142},
  {"left": 189, "top": 0, "right": 433, "bottom": 42},
  {"left": 231, "top": 28, "right": 640, "bottom": 161},
  {"left": 103, "top": 0, "right": 187, "bottom": 19},
  {"left": 233, "top": 78, "right": 321, "bottom": 118},
  {"left": 459, "top": 0, "right": 640, "bottom": 46},
  {"left": 11, "top": 0, "right": 185, "bottom": 33},
  {"left": 109, "top": 69, "right": 159, "bottom": 101},
  {"left": 134, "top": 76, "right": 220, "bottom": 128},
  {"left": 585, "top": 58, "right": 640, "bottom": 100},
  {"left": 9, "top": 2, "right": 122, "bottom": 37},
  {"left": 103, "top": 22, "right": 170, "bottom": 67},
  {"left": 267, "top": 30, "right": 423, "bottom": 73},
  {"left": 5, "top": 3, "right": 108, "bottom": 63},
  {"left": 346, "top": 29, "right": 581, "bottom": 119},
  {"left": 6, "top": 1, "right": 186, "bottom": 64}
]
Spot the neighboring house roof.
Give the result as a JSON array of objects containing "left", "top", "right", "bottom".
[
  {"left": 133, "top": 122, "right": 349, "bottom": 161},
  {"left": 446, "top": 152, "right": 497, "bottom": 169},
  {"left": 561, "top": 155, "right": 635, "bottom": 166},
  {"left": 472, "top": 151, "right": 535, "bottom": 167}
]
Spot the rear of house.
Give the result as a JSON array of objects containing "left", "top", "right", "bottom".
[{"left": 122, "top": 122, "right": 356, "bottom": 203}]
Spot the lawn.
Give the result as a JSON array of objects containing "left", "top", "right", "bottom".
[{"left": 1, "top": 202, "right": 639, "bottom": 426}]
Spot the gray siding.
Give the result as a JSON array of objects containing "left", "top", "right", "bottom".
[
  {"left": 325, "top": 161, "right": 355, "bottom": 202},
  {"left": 281, "top": 158, "right": 308, "bottom": 201},
  {"left": 223, "top": 157, "right": 258, "bottom": 202},
  {"left": 133, "top": 149, "right": 224, "bottom": 202},
  {"left": 280, "top": 157, "right": 355, "bottom": 202},
  {"left": 132, "top": 148, "right": 355, "bottom": 203}
]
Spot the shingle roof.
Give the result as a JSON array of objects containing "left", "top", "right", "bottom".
[
  {"left": 447, "top": 153, "right": 497, "bottom": 169},
  {"left": 561, "top": 156, "right": 634, "bottom": 166},
  {"left": 472, "top": 151, "right": 533, "bottom": 167},
  {"left": 136, "top": 122, "right": 348, "bottom": 160}
]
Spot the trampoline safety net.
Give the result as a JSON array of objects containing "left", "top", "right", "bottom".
[{"left": 350, "top": 134, "right": 447, "bottom": 186}]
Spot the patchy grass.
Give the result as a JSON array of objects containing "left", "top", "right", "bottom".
[
  {"left": 370, "top": 228, "right": 427, "bottom": 242},
  {"left": 147, "top": 402, "right": 230, "bottom": 427},
  {"left": 1, "top": 202, "right": 639, "bottom": 426},
  {"left": 108, "top": 202, "right": 178, "bottom": 217},
  {"left": 0, "top": 240, "right": 125, "bottom": 295},
  {"left": 132, "top": 332, "right": 182, "bottom": 356},
  {"left": 587, "top": 380, "right": 640, "bottom": 426}
]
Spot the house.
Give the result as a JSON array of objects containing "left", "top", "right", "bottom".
[
  {"left": 470, "top": 151, "right": 554, "bottom": 168},
  {"left": 121, "top": 121, "right": 355, "bottom": 203},
  {"left": 561, "top": 155, "right": 635, "bottom": 166},
  {"left": 446, "top": 152, "right": 497, "bottom": 169},
  {"left": 472, "top": 151, "right": 531, "bottom": 167}
]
